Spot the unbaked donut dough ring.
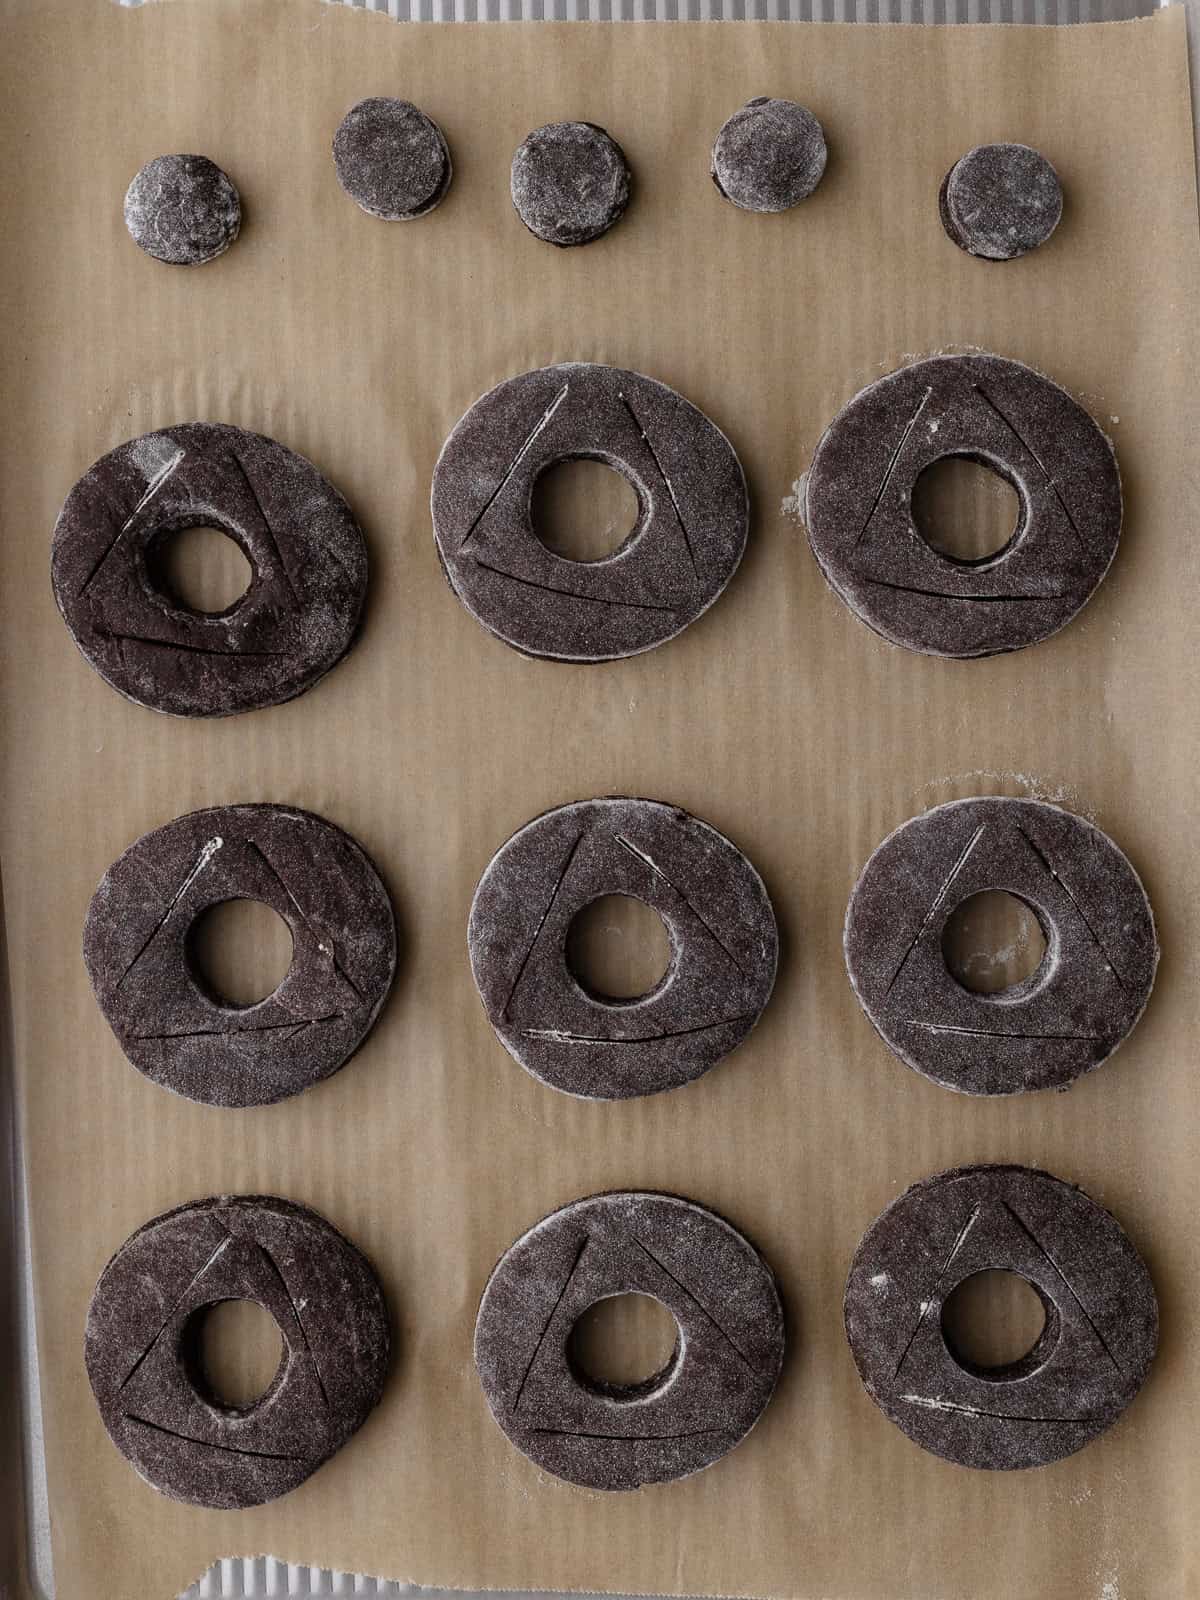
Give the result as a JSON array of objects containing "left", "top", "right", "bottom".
[
  {"left": 843, "top": 1164, "right": 1158, "bottom": 1470},
  {"left": 939, "top": 144, "right": 1063, "bottom": 261},
  {"left": 843, "top": 796, "right": 1157, "bottom": 1096},
  {"left": 332, "top": 97, "right": 452, "bottom": 220},
  {"left": 52, "top": 423, "right": 368, "bottom": 717},
  {"left": 124, "top": 154, "right": 241, "bottom": 266},
  {"left": 468, "top": 797, "right": 778, "bottom": 1099},
  {"left": 804, "top": 353, "right": 1121, "bottom": 658},
  {"left": 85, "top": 1195, "right": 390, "bottom": 1508},
  {"left": 510, "top": 122, "right": 631, "bottom": 246},
  {"left": 474, "top": 1191, "right": 785, "bottom": 1489},
  {"left": 83, "top": 804, "right": 397, "bottom": 1108},
  {"left": 711, "top": 98, "right": 828, "bottom": 213},
  {"left": 431, "top": 363, "right": 749, "bottom": 661}
]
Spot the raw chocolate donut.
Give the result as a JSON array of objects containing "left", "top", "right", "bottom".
[
  {"left": 85, "top": 1195, "right": 390, "bottom": 1508},
  {"left": 469, "top": 797, "right": 777, "bottom": 1099},
  {"left": 83, "top": 804, "right": 396, "bottom": 1108},
  {"left": 844, "top": 797, "right": 1157, "bottom": 1096},
  {"left": 51, "top": 423, "right": 368, "bottom": 716},
  {"left": 332, "top": 97, "right": 452, "bottom": 220},
  {"left": 432, "top": 363, "right": 748, "bottom": 661},
  {"left": 711, "top": 98, "right": 827, "bottom": 213},
  {"left": 939, "top": 144, "right": 1063, "bottom": 261},
  {"left": 510, "top": 122, "right": 631, "bottom": 246},
  {"left": 804, "top": 353, "right": 1121, "bottom": 657},
  {"left": 843, "top": 1164, "right": 1157, "bottom": 1470},
  {"left": 124, "top": 154, "right": 241, "bottom": 266},
  {"left": 474, "top": 1191, "right": 785, "bottom": 1489}
]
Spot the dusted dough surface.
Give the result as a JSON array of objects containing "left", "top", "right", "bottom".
[
  {"left": 510, "top": 121, "right": 631, "bottom": 246},
  {"left": 804, "top": 353, "right": 1122, "bottom": 657},
  {"left": 123, "top": 154, "right": 241, "bottom": 266},
  {"left": 844, "top": 1164, "right": 1158, "bottom": 1470},
  {"left": 83, "top": 803, "right": 397, "bottom": 1108},
  {"left": 843, "top": 796, "right": 1158, "bottom": 1096},
  {"left": 939, "top": 143, "right": 1063, "bottom": 261},
  {"left": 711, "top": 98, "right": 827, "bottom": 213},
  {"left": 85, "top": 1195, "right": 391, "bottom": 1508},
  {"left": 468, "top": 796, "right": 778, "bottom": 1099},
  {"left": 474, "top": 1191, "right": 785, "bottom": 1489},
  {"left": 332, "top": 97, "right": 452, "bottom": 220},
  {"left": 432, "top": 362, "right": 748, "bottom": 661},
  {"left": 51, "top": 422, "right": 368, "bottom": 717}
]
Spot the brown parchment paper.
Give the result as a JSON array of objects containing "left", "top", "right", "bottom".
[{"left": 3, "top": 5, "right": 1200, "bottom": 1597}]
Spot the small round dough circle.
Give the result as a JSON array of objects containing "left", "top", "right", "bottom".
[
  {"left": 83, "top": 803, "right": 397, "bottom": 1108},
  {"left": 939, "top": 143, "right": 1063, "bottom": 261},
  {"left": 843, "top": 1164, "right": 1158, "bottom": 1470},
  {"left": 803, "top": 353, "right": 1122, "bottom": 658},
  {"left": 432, "top": 363, "right": 749, "bottom": 661},
  {"left": 474, "top": 1190, "right": 785, "bottom": 1489},
  {"left": 711, "top": 98, "right": 828, "bottom": 213},
  {"left": 510, "top": 122, "right": 631, "bottom": 246},
  {"left": 843, "top": 796, "right": 1157, "bottom": 1096},
  {"left": 51, "top": 422, "right": 368, "bottom": 717},
  {"left": 468, "top": 796, "right": 778, "bottom": 1099},
  {"left": 85, "top": 1195, "right": 390, "bottom": 1508},
  {"left": 124, "top": 154, "right": 241, "bottom": 266},
  {"left": 332, "top": 97, "right": 452, "bottom": 220}
]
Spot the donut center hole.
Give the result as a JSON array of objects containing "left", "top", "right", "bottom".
[
  {"left": 187, "top": 898, "right": 294, "bottom": 1008},
  {"left": 531, "top": 458, "right": 640, "bottom": 563},
  {"left": 912, "top": 457, "right": 1021, "bottom": 564},
  {"left": 146, "top": 524, "right": 253, "bottom": 615},
  {"left": 566, "top": 895, "right": 671, "bottom": 1001},
  {"left": 181, "top": 1299, "right": 284, "bottom": 1411},
  {"left": 942, "top": 891, "right": 1047, "bottom": 995},
  {"left": 941, "top": 1271, "right": 1049, "bottom": 1374},
  {"left": 567, "top": 1293, "right": 681, "bottom": 1397}
]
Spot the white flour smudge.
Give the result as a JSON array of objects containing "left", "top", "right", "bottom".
[
  {"left": 780, "top": 475, "right": 807, "bottom": 523},
  {"left": 914, "top": 769, "right": 1091, "bottom": 817}
]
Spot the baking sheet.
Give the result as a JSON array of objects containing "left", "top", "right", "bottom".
[
  {"left": 3, "top": 5, "right": 1200, "bottom": 1597},
  {"left": 117, "top": 0, "right": 1164, "bottom": 24}
]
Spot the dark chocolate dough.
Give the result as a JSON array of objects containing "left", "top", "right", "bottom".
[
  {"left": 51, "top": 423, "right": 368, "bottom": 717},
  {"left": 939, "top": 144, "right": 1063, "bottom": 261},
  {"left": 124, "top": 154, "right": 241, "bottom": 266},
  {"left": 432, "top": 363, "right": 748, "bottom": 662},
  {"left": 510, "top": 122, "right": 631, "bottom": 246},
  {"left": 468, "top": 797, "right": 777, "bottom": 1099},
  {"left": 711, "top": 98, "right": 827, "bottom": 213},
  {"left": 844, "top": 797, "right": 1157, "bottom": 1096},
  {"left": 85, "top": 1195, "right": 390, "bottom": 1508},
  {"left": 803, "top": 353, "right": 1122, "bottom": 657},
  {"left": 844, "top": 1164, "right": 1157, "bottom": 1470},
  {"left": 83, "top": 804, "right": 396, "bottom": 1108},
  {"left": 332, "top": 97, "right": 452, "bottom": 220},
  {"left": 474, "top": 1191, "right": 785, "bottom": 1489}
]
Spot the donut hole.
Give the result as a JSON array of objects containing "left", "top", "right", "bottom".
[
  {"left": 565, "top": 894, "right": 672, "bottom": 1002},
  {"left": 145, "top": 522, "right": 253, "bottom": 615},
  {"left": 531, "top": 457, "right": 641, "bottom": 563},
  {"left": 912, "top": 456, "right": 1022, "bottom": 565},
  {"left": 941, "top": 890, "right": 1047, "bottom": 995},
  {"left": 941, "top": 1270, "right": 1057, "bottom": 1381},
  {"left": 567, "top": 1293, "right": 682, "bottom": 1399},
  {"left": 180, "top": 1299, "right": 285, "bottom": 1412},
  {"left": 186, "top": 898, "right": 295, "bottom": 1009}
]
